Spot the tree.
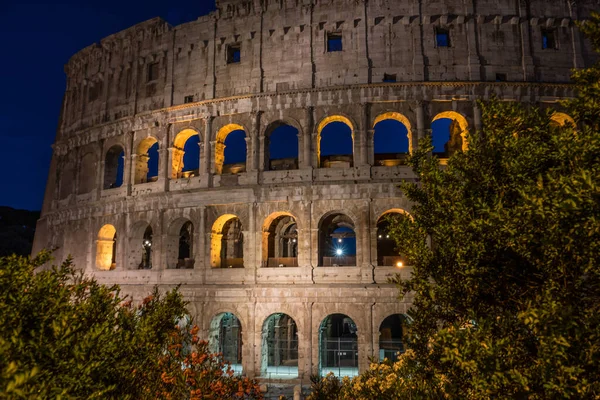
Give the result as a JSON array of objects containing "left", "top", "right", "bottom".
[
  {"left": 0, "top": 252, "right": 262, "bottom": 399},
  {"left": 309, "top": 13, "right": 600, "bottom": 400}
]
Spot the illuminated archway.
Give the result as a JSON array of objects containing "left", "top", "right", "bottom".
[
  {"left": 172, "top": 128, "right": 200, "bottom": 179},
  {"left": 96, "top": 224, "right": 117, "bottom": 270},
  {"left": 210, "top": 214, "right": 244, "bottom": 268},
  {"left": 318, "top": 213, "right": 356, "bottom": 267},
  {"left": 215, "top": 124, "right": 246, "bottom": 174},
  {"left": 265, "top": 121, "right": 299, "bottom": 171},
  {"left": 378, "top": 314, "right": 408, "bottom": 361},
  {"left": 128, "top": 222, "right": 153, "bottom": 270},
  {"left": 317, "top": 115, "right": 354, "bottom": 168},
  {"left": 208, "top": 313, "right": 243, "bottom": 375},
  {"left": 431, "top": 111, "right": 469, "bottom": 159},
  {"left": 260, "top": 313, "right": 299, "bottom": 377},
  {"left": 134, "top": 137, "right": 159, "bottom": 184},
  {"left": 373, "top": 112, "right": 413, "bottom": 166},
  {"left": 262, "top": 212, "right": 298, "bottom": 268},
  {"left": 550, "top": 112, "right": 575, "bottom": 127},
  {"left": 103, "top": 145, "right": 125, "bottom": 189},
  {"left": 376, "top": 209, "right": 411, "bottom": 267},
  {"left": 319, "top": 314, "right": 358, "bottom": 377}
]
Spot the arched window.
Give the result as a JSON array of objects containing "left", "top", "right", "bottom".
[
  {"left": 172, "top": 129, "right": 200, "bottom": 179},
  {"left": 376, "top": 210, "right": 409, "bottom": 267},
  {"left": 103, "top": 145, "right": 125, "bottom": 189},
  {"left": 319, "top": 314, "right": 358, "bottom": 377},
  {"left": 266, "top": 122, "right": 299, "bottom": 171},
  {"left": 210, "top": 215, "right": 244, "bottom": 268},
  {"left": 134, "top": 137, "right": 159, "bottom": 184},
  {"left": 96, "top": 224, "right": 117, "bottom": 270},
  {"left": 78, "top": 153, "right": 96, "bottom": 194},
  {"left": 318, "top": 213, "right": 356, "bottom": 267},
  {"left": 262, "top": 213, "right": 298, "bottom": 268},
  {"left": 261, "top": 313, "right": 298, "bottom": 378},
  {"left": 166, "top": 219, "right": 194, "bottom": 269},
  {"left": 59, "top": 163, "right": 75, "bottom": 200},
  {"left": 379, "top": 314, "right": 408, "bottom": 361},
  {"left": 215, "top": 124, "right": 247, "bottom": 175},
  {"left": 128, "top": 222, "right": 153, "bottom": 269},
  {"left": 209, "top": 313, "right": 243, "bottom": 375},
  {"left": 373, "top": 112, "right": 412, "bottom": 166},
  {"left": 550, "top": 112, "right": 575, "bottom": 128},
  {"left": 317, "top": 116, "right": 353, "bottom": 168},
  {"left": 431, "top": 111, "right": 469, "bottom": 160}
]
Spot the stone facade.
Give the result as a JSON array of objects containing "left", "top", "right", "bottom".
[{"left": 34, "top": 0, "right": 597, "bottom": 382}]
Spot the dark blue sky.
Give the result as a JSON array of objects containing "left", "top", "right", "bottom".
[{"left": 0, "top": 1, "right": 215, "bottom": 211}]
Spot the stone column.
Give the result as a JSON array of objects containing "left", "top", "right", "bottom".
[
  {"left": 518, "top": 5, "right": 536, "bottom": 81},
  {"left": 129, "top": 154, "right": 138, "bottom": 186},
  {"left": 303, "top": 107, "right": 314, "bottom": 169},
  {"left": 358, "top": 103, "right": 369, "bottom": 166},
  {"left": 466, "top": 9, "right": 482, "bottom": 81},
  {"left": 367, "top": 129, "right": 375, "bottom": 166},
  {"left": 158, "top": 147, "right": 169, "bottom": 183},
  {"left": 203, "top": 117, "right": 213, "bottom": 175},
  {"left": 258, "top": 135, "right": 266, "bottom": 172},
  {"left": 415, "top": 101, "right": 426, "bottom": 151},
  {"left": 198, "top": 205, "right": 206, "bottom": 283},
  {"left": 244, "top": 137, "right": 252, "bottom": 172}
]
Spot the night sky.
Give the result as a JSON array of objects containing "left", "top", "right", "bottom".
[{"left": 0, "top": 1, "right": 450, "bottom": 211}]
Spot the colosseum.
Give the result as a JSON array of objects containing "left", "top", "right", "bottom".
[{"left": 34, "top": 0, "right": 597, "bottom": 386}]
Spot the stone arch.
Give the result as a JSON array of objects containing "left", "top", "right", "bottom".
[
  {"left": 378, "top": 314, "right": 409, "bottom": 361},
  {"left": 550, "top": 112, "right": 575, "bottom": 127},
  {"left": 318, "top": 313, "right": 359, "bottom": 377},
  {"left": 210, "top": 214, "right": 244, "bottom": 268},
  {"left": 103, "top": 144, "right": 125, "bottom": 189},
  {"left": 431, "top": 111, "right": 469, "bottom": 158},
  {"left": 262, "top": 212, "right": 298, "bottom": 268},
  {"left": 96, "top": 224, "right": 117, "bottom": 270},
  {"left": 215, "top": 123, "right": 247, "bottom": 174},
  {"left": 373, "top": 112, "right": 413, "bottom": 166},
  {"left": 58, "top": 161, "right": 75, "bottom": 200},
  {"left": 78, "top": 152, "right": 97, "bottom": 194},
  {"left": 376, "top": 209, "right": 411, "bottom": 267},
  {"left": 208, "top": 312, "right": 243, "bottom": 374},
  {"left": 134, "top": 136, "right": 159, "bottom": 184},
  {"left": 172, "top": 128, "right": 200, "bottom": 179},
  {"left": 166, "top": 217, "right": 195, "bottom": 269},
  {"left": 128, "top": 221, "right": 153, "bottom": 270},
  {"left": 260, "top": 313, "right": 299, "bottom": 377},
  {"left": 264, "top": 120, "right": 300, "bottom": 171},
  {"left": 318, "top": 211, "right": 356, "bottom": 267},
  {"left": 316, "top": 115, "right": 355, "bottom": 168}
]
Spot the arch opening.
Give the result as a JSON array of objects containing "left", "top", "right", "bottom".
[
  {"left": 209, "top": 313, "right": 243, "bottom": 375},
  {"left": 379, "top": 314, "right": 408, "bottom": 361},
  {"left": 318, "top": 213, "right": 356, "bottom": 267},
  {"left": 103, "top": 145, "right": 124, "bottom": 190},
  {"left": 134, "top": 137, "right": 159, "bottom": 184},
  {"left": 128, "top": 223, "right": 153, "bottom": 270},
  {"left": 262, "top": 213, "right": 298, "bottom": 268},
  {"left": 318, "top": 117, "right": 353, "bottom": 168},
  {"left": 172, "top": 129, "right": 200, "bottom": 179},
  {"left": 211, "top": 215, "right": 244, "bottom": 268},
  {"left": 78, "top": 153, "right": 96, "bottom": 194},
  {"left": 260, "top": 313, "right": 298, "bottom": 378},
  {"left": 59, "top": 164, "right": 75, "bottom": 200},
  {"left": 373, "top": 113, "right": 411, "bottom": 166},
  {"left": 550, "top": 112, "right": 575, "bottom": 127},
  {"left": 96, "top": 224, "right": 117, "bottom": 270},
  {"left": 376, "top": 211, "right": 409, "bottom": 267},
  {"left": 215, "top": 124, "right": 247, "bottom": 175},
  {"left": 167, "top": 219, "right": 194, "bottom": 269},
  {"left": 319, "top": 314, "right": 358, "bottom": 377},
  {"left": 431, "top": 111, "right": 469, "bottom": 160},
  {"left": 266, "top": 122, "right": 299, "bottom": 171}
]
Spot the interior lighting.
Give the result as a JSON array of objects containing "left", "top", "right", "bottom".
[
  {"left": 396, "top": 261, "right": 403, "bottom": 268},
  {"left": 335, "top": 248, "right": 343, "bottom": 256},
  {"left": 338, "top": 238, "right": 343, "bottom": 243}
]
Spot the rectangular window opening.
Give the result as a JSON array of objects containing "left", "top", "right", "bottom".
[
  {"left": 327, "top": 32, "right": 343, "bottom": 52},
  {"left": 436, "top": 28, "right": 450, "bottom": 48},
  {"left": 147, "top": 62, "right": 159, "bottom": 82},
  {"left": 495, "top": 73, "right": 507, "bottom": 82},
  {"left": 383, "top": 73, "right": 397, "bottom": 83},
  {"left": 542, "top": 29, "right": 557, "bottom": 50},
  {"left": 227, "top": 43, "right": 241, "bottom": 64},
  {"left": 184, "top": 95, "right": 195, "bottom": 104}
]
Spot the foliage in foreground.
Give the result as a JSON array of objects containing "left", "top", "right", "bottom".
[
  {"left": 309, "top": 14, "right": 600, "bottom": 400},
  {"left": 0, "top": 252, "right": 262, "bottom": 399}
]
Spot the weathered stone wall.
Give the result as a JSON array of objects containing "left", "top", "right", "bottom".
[{"left": 34, "top": 0, "right": 598, "bottom": 382}]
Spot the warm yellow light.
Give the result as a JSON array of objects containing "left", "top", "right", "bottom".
[{"left": 396, "top": 261, "right": 403, "bottom": 268}]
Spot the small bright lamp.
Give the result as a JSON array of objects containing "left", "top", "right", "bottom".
[{"left": 335, "top": 248, "right": 343, "bottom": 256}]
